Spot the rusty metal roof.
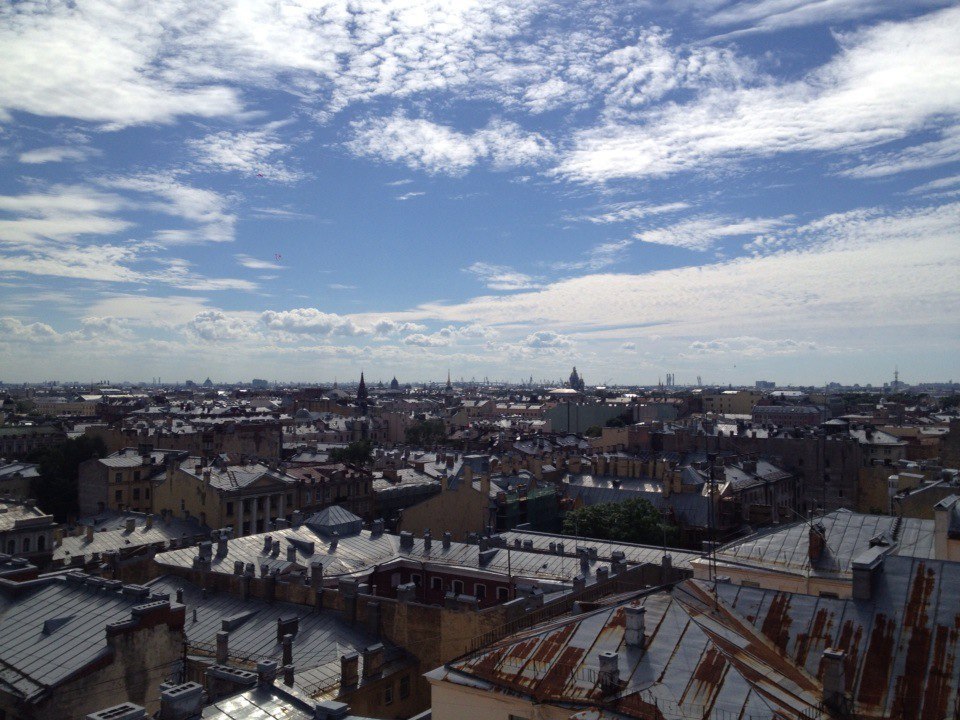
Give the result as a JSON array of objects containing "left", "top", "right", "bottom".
[
  {"left": 715, "top": 554, "right": 960, "bottom": 720},
  {"left": 437, "top": 583, "right": 825, "bottom": 719}
]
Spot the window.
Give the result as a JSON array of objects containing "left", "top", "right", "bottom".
[
  {"left": 22, "top": 538, "right": 30, "bottom": 553},
  {"left": 819, "top": 591, "right": 839, "bottom": 599},
  {"left": 115, "top": 472, "right": 122, "bottom": 483},
  {"left": 740, "top": 580, "right": 760, "bottom": 588},
  {"left": 133, "top": 488, "right": 140, "bottom": 500},
  {"left": 226, "top": 502, "right": 234, "bottom": 517},
  {"left": 390, "top": 572, "right": 401, "bottom": 588},
  {"left": 431, "top": 577, "right": 442, "bottom": 591},
  {"left": 399, "top": 674, "right": 410, "bottom": 700},
  {"left": 37, "top": 536, "right": 46, "bottom": 551},
  {"left": 286, "top": 493, "right": 293, "bottom": 506},
  {"left": 244, "top": 499, "right": 252, "bottom": 513},
  {"left": 384, "top": 684, "right": 394, "bottom": 706},
  {"left": 475, "top": 583, "right": 487, "bottom": 599},
  {"left": 452, "top": 580, "right": 464, "bottom": 595},
  {"left": 145, "top": 488, "right": 150, "bottom": 500},
  {"left": 115, "top": 490, "right": 123, "bottom": 502},
  {"left": 6, "top": 540, "right": 14, "bottom": 554},
  {"left": 133, "top": 470, "right": 141, "bottom": 481},
  {"left": 410, "top": 573, "right": 422, "bottom": 587},
  {"left": 497, "top": 587, "right": 509, "bottom": 601}
]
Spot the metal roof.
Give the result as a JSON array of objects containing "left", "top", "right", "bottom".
[
  {"left": 437, "top": 582, "right": 824, "bottom": 719},
  {"left": 497, "top": 530, "right": 701, "bottom": 570},
  {"left": 716, "top": 555, "right": 960, "bottom": 719},
  {"left": 711, "top": 510, "right": 936, "bottom": 577},
  {"left": 154, "top": 528, "right": 639, "bottom": 586},
  {"left": 54, "top": 514, "right": 208, "bottom": 563},
  {"left": 0, "top": 574, "right": 169, "bottom": 701},
  {"left": 148, "top": 576, "right": 401, "bottom": 697}
]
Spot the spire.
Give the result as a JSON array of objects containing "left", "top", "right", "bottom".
[
  {"left": 357, "top": 371, "right": 368, "bottom": 401},
  {"left": 446, "top": 369, "right": 452, "bottom": 389}
]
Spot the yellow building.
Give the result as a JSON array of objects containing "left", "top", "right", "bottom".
[
  {"left": 153, "top": 457, "right": 301, "bottom": 535},
  {"left": 702, "top": 389, "right": 765, "bottom": 415}
]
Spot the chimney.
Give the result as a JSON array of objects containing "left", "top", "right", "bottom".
[
  {"left": 158, "top": 682, "right": 204, "bottom": 720},
  {"left": 216, "top": 631, "right": 229, "bottom": 663},
  {"left": 282, "top": 634, "right": 293, "bottom": 666},
  {"left": 217, "top": 531, "right": 228, "bottom": 557},
  {"left": 340, "top": 652, "right": 359, "bottom": 687},
  {"left": 145, "top": 514, "right": 154, "bottom": 530},
  {"left": 282, "top": 664, "right": 295, "bottom": 687},
  {"left": 365, "top": 601, "right": 381, "bottom": 635},
  {"left": 257, "top": 659, "right": 278, "bottom": 687},
  {"left": 443, "top": 531, "right": 452, "bottom": 548},
  {"left": 263, "top": 535, "right": 273, "bottom": 554},
  {"left": 313, "top": 700, "right": 350, "bottom": 720},
  {"left": 808, "top": 522, "right": 826, "bottom": 562},
  {"left": 310, "top": 561, "right": 324, "bottom": 591},
  {"left": 851, "top": 547, "right": 885, "bottom": 600},
  {"left": 821, "top": 648, "right": 847, "bottom": 712},
  {"left": 175, "top": 588, "right": 184, "bottom": 604},
  {"left": 597, "top": 651, "right": 620, "bottom": 693},
  {"left": 399, "top": 531, "right": 413, "bottom": 549},
  {"left": 87, "top": 704, "right": 147, "bottom": 720},
  {"left": 625, "top": 606, "right": 646, "bottom": 648},
  {"left": 362, "top": 643, "right": 384, "bottom": 678},
  {"left": 287, "top": 545, "right": 297, "bottom": 563},
  {"left": 85, "top": 525, "right": 94, "bottom": 543},
  {"left": 423, "top": 530, "right": 432, "bottom": 551}
]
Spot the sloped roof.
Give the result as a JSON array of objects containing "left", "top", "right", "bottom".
[
  {"left": 305, "top": 505, "right": 363, "bottom": 537},
  {"left": 437, "top": 583, "right": 823, "bottom": 719},
  {"left": 0, "top": 574, "right": 173, "bottom": 701},
  {"left": 716, "top": 555, "right": 960, "bottom": 719}
]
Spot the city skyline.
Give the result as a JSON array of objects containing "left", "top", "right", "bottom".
[{"left": 1, "top": 1, "right": 959, "bottom": 384}]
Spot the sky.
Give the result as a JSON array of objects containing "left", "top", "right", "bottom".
[{"left": 1, "top": 0, "right": 959, "bottom": 387}]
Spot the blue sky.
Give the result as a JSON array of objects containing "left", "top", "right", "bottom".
[{"left": 1, "top": 0, "right": 958, "bottom": 386}]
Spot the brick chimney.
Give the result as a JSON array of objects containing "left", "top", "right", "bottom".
[{"left": 808, "top": 522, "right": 826, "bottom": 562}]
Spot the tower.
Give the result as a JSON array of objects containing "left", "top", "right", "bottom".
[{"left": 356, "top": 372, "right": 368, "bottom": 415}]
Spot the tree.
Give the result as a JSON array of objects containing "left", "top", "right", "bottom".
[
  {"left": 405, "top": 419, "right": 447, "bottom": 446},
  {"left": 562, "top": 498, "right": 680, "bottom": 546},
  {"left": 329, "top": 439, "right": 373, "bottom": 466},
  {"left": 31, "top": 436, "right": 106, "bottom": 521},
  {"left": 584, "top": 425, "right": 602, "bottom": 438}
]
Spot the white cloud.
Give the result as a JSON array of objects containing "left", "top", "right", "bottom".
[
  {"left": 396, "top": 191, "right": 425, "bottom": 201},
  {"left": 552, "top": 239, "right": 632, "bottom": 271},
  {"left": 18, "top": 145, "right": 95, "bottom": 164},
  {"left": 0, "top": 316, "right": 59, "bottom": 342},
  {"left": 236, "top": 254, "right": 284, "bottom": 270},
  {"left": 186, "top": 310, "right": 259, "bottom": 342},
  {"left": 558, "top": 8, "right": 960, "bottom": 183},
  {"left": 372, "top": 318, "right": 427, "bottom": 336},
  {"left": 523, "top": 330, "right": 573, "bottom": 349},
  {"left": 705, "top": 0, "right": 954, "bottom": 37},
  {"left": 188, "top": 122, "right": 305, "bottom": 182},
  {"left": 687, "top": 336, "right": 829, "bottom": 357},
  {"left": 464, "top": 262, "right": 540, "bottom": 291},
  {"left": 908, "top": 174, "right": 960, "bottom": 196},
  {"left": 348, "top": 115, "right": 555, "bottom": 175},
  {"left": 574, "top": 201, "right": 690, "bottom": 225},
  {"left": 401, "top": 201, "right": 960, "bottom": 352},
  {"left": 403, "top": 333, "right": 449, "bottom": 347},
  {"left": 99, "top": 174, "right": 235, "bottom": 244},
  {"left": 839, "top": 126, "right": 960, "bottom": 179},
  {"left": 261, "top": 308, "right": 366, "bottom": 336},
  {"left": 635, "top": 215, "right": 790, "bottom": 251}
]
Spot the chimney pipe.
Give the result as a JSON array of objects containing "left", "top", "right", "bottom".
[
  {"left": 283, "top": 664, "right": 295, "bottom": 687},
  {"left": 625, "top": 606, "right": 646, "bottom": 648},
  {"left": 282, "top": 634, "right": 293, "bottom": 666},
  {"left": 340, "top": 652, "right": 359, "bottom": 687},
  {"left": 216, "top": 631, "right": 229, "bottom": 663},
  {"left": 257, "top": 660, "right": 278, "bottom": 687},
  {"left": 822, "top": 648, "right": 847, "bottom": 712}
]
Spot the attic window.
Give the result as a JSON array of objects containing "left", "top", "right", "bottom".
[{"left": 42, "top": 615, "right": 75, "bottom": 635}]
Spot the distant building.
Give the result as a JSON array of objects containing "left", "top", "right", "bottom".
[
  {"left": 0, "top": 498, "right": 57, "bottom": 560},
  {"left": 752, "top": 404, "right": 826, "bottom": 426}
]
